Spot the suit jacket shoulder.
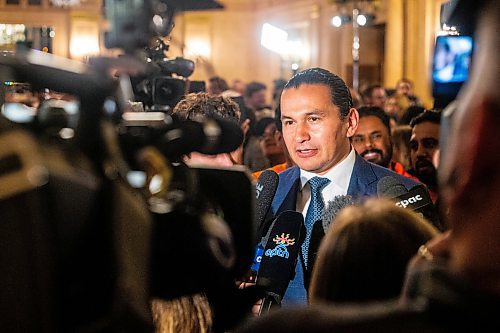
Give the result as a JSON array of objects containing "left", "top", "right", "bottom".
[{"left": 347, "top": 154, "right": 420, "bottom": 198}]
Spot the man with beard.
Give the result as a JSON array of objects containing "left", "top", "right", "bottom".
[
  {"left": 409, "top": 110, "right": 441, "bottom": 203},
  {"left": 352, "top": 106, "right": 417, "bottom": 180}
]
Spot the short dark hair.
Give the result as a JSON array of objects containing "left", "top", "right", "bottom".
[
  {"left": 410, "top": 109, "right": 442, "bottom": 128},
  {"left": 284, "top": 67, "right": 353, "bottom": 120},
  {"left": 244, "top": 82, "right": 267, "bottom": 98},
  {"left": 399, "top": 105, "right": 425, "bottom": 125},
  {"left": 357, "top": 106, "right": 391, "bottom": 133}
]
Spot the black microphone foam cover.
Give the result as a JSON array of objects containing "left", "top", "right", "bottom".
[
  {"left": 256, "top": 210, "right": 304, "bottom": 299},
  {"left": 322, "top": 195, "right": 355, "bottom": 233},
  {"left": 255, "top": 169, "right": 279, "bottom": 238},
  {"left": 377, "top": 175, "right": 409, "bottom": 198}
]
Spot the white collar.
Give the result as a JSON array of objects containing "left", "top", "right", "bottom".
[{"left": 300, "top": 148, "right": 356, "bottom": 195}]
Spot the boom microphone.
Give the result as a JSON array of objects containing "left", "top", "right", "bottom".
[
  {"left": 256, "top": 210, "right": 304, "bottom": 312},
  {"left": 377, "top": 176, "right": 443, "bottom": 230}
]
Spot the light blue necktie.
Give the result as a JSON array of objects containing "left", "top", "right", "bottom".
[{"left": 302, "top": 176, "right": 330, "bottom": 268}]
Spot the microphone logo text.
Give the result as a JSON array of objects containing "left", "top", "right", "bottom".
[
  {"left": 265, "top": 233, "right": 295, "bottom": 259},
  {"left": 396, "top": 194, "right": 423, "bottom": 208}
]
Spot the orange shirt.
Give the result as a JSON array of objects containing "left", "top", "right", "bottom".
[{"left": 252, "top": 163, "right": 288, "bottom": 181}]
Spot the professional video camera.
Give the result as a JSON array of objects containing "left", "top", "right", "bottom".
[
  {"left": 0, "top": 1, "right": 260, "bottom": 332},
  {"left": 131, "top": 38, "right": 198, "bottom": 110}
]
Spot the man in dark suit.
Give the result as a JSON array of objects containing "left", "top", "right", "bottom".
[
  {"left": 271, "top": 68, "right": 419, "bottom": 306},
  {"left": 239, "top": 0, "right": 500, "bottom": 331}
]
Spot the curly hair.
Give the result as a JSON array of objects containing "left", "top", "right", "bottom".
[{"left": 172, "top": 92, "right": 240, "bottom": 122}]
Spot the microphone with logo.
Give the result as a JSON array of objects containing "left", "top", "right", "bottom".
[
  {"left": 377, "top": 176, "right": 443, "bottom": 230},
  {"left": 247, "top": 170, "right": 279, "bottom": 283},
  {"left": 255, "top": 210, "right": 304, "bottom": 314}
]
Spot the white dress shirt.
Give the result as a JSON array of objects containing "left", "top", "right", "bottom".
[{"left": 297, "top": 148, "right": 356, "bottom": 217}]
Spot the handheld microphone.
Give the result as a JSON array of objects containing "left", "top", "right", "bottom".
[
  {"left": 254, "top": 169, "right": 279, "bottom": 239},
  {"left": 255, "top": 210, "right": 304, "bottom": 313},
  {"left": 248, "top": 170, "right": 279, "bottom": 282},
  {"left": 305, "top": 195, "right": 355, "bottom": 287},
  {"left": 377, "top": 176, "right": 442, "bottom": 230}
]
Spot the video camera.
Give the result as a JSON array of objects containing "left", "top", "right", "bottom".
[{"left": 0, "top": 1, "right": 260, "bottom": 332}]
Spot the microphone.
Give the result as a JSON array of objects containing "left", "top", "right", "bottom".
[
  {"left": 377, "top": 176, "right": 442, "bottom": 230},
  {"left": 255, "top": 210, "right": 304, "bottom": 313},
  {"left": 254, "top": 169, "right": 279, "bottom": 239},
  {"left": 248, "top": 170, "right": 279, "bottom": 283},
  {"left": 322, "top": 195, "right": 355, "bottom": 233},
  {"left": 305, "top": 195, "right": 355, "bottom": 288}
]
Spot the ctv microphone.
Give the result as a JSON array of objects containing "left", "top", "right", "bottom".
[
  {"left": 256, "top": 210, "right": 304, "bottom": 313},
  {"left": 248, "top": 170, "right": 279, "bottom": 282},
  {"left": 377, "top": 176, "right": 443, "bottom": 230},
  {"left": 254, "top": 169, "right": 279, "bottom": 238}
]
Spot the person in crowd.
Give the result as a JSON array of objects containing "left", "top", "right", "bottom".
[
  {"left": 351, "top": 106, "right": 418, "bottom": 181},
  {"left": 237, "top": 0, "right": 500, "bottom": 331},
  {"left": 395, "top": 78, "right": 421, "bottom": 106},
  {"left": 391, "top": 125, "right": 413, "bottom": 172},
  {"left": 408, "top": 110, "right": 441, "bottom": 203},
  {"left": 207, "top": 76, "right": 229, "bottom": 96},
  {"left": 253, "top": 117, "right": 286, "bottom": 170},
  {"left": 252, "top": 104, "right": 295, "bottom": 180},
  {"left": 362, "top": 84, "right": 387, "bottom": 108},
  {"left": 244, "top": 82, "right": 271, "bottom": 117},
  {"left": 231, "top": 79, "right": 246, "bottom": 96},
  {"left": 171, "top": 92, "right": 242, "bottom": 168},
  {"left": 309, "top": 198, "right": 438, "bottom": 305},
  {"left": 384, "top": 93, "right": 410, "bottom": 124},
  {"left": 398, "top": 105, "right": 425, "bottom": 125},
  {"left": 243, "top": 82, "right": 274, "bottom": 171},
  {"left": 267, "top": 68, "right": 419, "bottom": 306}
]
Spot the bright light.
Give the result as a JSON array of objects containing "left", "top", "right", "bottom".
[
  {"left": 70, "top": 35, "right": 99, "bottom": 58},
  {"left": 185, "top": 39, "right": 211, "bottom": 58},
  {"left": 291, "top": 63, "right": 299, "bottom": 71},
  {"left": 261, "top": 23, "right": 288, "bottom": 54},
  {"left": 357, "top": 14, "right": 367, "bottom": 26},
  {"left": 331, "top": 16, "right": 342, "bottom": 28}
]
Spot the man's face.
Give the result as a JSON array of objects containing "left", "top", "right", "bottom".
[
  {"left": 247, "top": 89, "right": 267, "bottom": 110},
  {"left": 396, "top": 81, "right": 412, "bottom": 97},
  {"left": 371, "top": 87, "right": 387, "bottom": 108},
  {"left": 259, "top": 122, "right": 282, "bottom": 158},
  {"left": 280, "top": 84, "right": 355, "bottom": 175},
  {"left": 410, "top": 122, "right": 440, "bottom": 185},
  {"left": 352, "top": 116, "right": 393, "bottom": 167}
]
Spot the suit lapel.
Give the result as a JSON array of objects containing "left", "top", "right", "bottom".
[
  {"left": 347, "top": 154, "right": 378, "bottom": 197},
  {"left": 272, "top": 166, "right": 301, "bottom": 215}
]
